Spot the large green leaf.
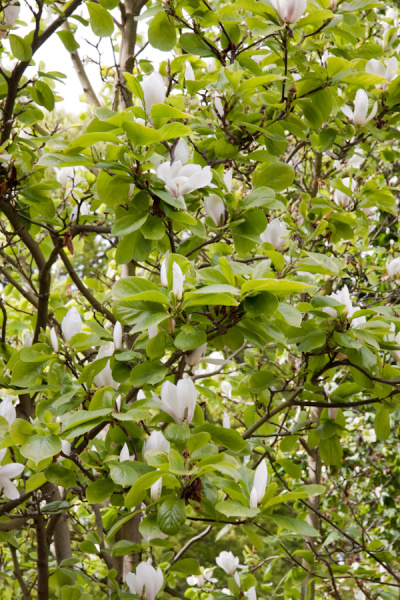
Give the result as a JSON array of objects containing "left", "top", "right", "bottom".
[
  {"left": 270, "top": 515, "right": 320, "bottom": 537},
  {"left": 157, "top": 497, "right": 186, "bottom": 534},
  {"left": 20, "top": 434, "right": 62, "bottom": 465},
  {"left": 242, "top": 279, "right": 316, "bottom": 296},
  {"left": 148, "top": 12, "right": 177, "bottom": 51},
  {"left": 87, "top": 2, "right": 114, "bottom": 37}
]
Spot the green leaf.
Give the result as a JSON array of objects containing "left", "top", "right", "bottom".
[
  {"left": 157, "top": 497, "right": 186, "bottom": 534},
  {"left": 86, "top": 479, "right": 115, "bottom": 502},
  {"left": 87, "top": 2, "right": 114, "bottom": 37},
  {"left": 374, "top": 407, "right": 390, "bottom": 441},
  {"left": 111, "top": 213, "right": 148, "bottom": 237},
  {"left": 125, "top": 471, "right": 161, "bottom": 508},
  {"left": 179, "top": 33, "right": 216, "bottom": 57},
  {"left": 9, "top": 34, "right": 32, "bottom": 61},
  {"left": 45, "top": 464, "right": 77, "bottom": 488},
  {"left": 319, "top": 435, "right": 343, "bottom": 465},
  {"left": 169, "top": 558, "right": 201, "bottom": 575},
  {"left": 109, "top": 462, "right": 139, "bottom": 487},
  {"left": 253, "top": 162, "right": 294, "bottom": 192},
  {"left": 57, "top": 30, "right": 80, "bottom": 53},
  {"left": 242, "top": 279, "right": 316, "bottom": 296},
  {"left": 215, "top": 500, "right": 259, "bottom": 518},
  {"left": 148, "top": 12, "right": 177, "bottom": 51},
  {"left": 270, "top": 515, "right": 320, "bottom": 537},
  {"left": 174, "top": 328, "right": 207, "bottom": 352},
  {"left": 20, "top": 434, "right": 62, "bottom": 465},
  {"left": 195, "top": 424, "right": 246, "bottom": 451},
  {"left": 26, "top": 472, "right": 47, "bottom": 493},
  {"left": 130, "top": 362, "right": 167, "bottom": 386},
  {"left": 239, "top": 186, "right": 280, "bottom": 210},
  {"left": 123, "top": 121, "right": 163, "bottom": 146}
]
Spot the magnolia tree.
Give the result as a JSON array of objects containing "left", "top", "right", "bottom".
[{"left": 1, "top": 0, "right": 400, "bottom": 598}]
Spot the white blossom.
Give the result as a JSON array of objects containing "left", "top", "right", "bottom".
[
  {"left": 160, "top": 253, "right": 169, "bottom": 287},
  {"left": 271, "top": 0, "right": 306, "bottom": 23},
  {"left": 174, "top": 139, "right": 189, "bottom": 165},
  {"left": 0, "top": 448, "right": 24, "bottom": 500},
  {"left": 249, "top": 460, "right": 268, "bottom": 507},
  {"left": 222, "top": 412, "right": 230, "bottom": 429},
  {"left": 141, "top": 72, "right": 166, "bottom": 117},
  {"left": 50, "top": 327, "right": 59, "bottom": 353},
  {"left": 120, "top": 443, "right": 130, "bottom": 462},
  {"left": 186, "top": 342, "right": 207, "bottom": 367},
  {"left": 366, "top": 57, "right": 398, "bottom": 83},
  {"left": 216, "top": 551, "right": 239, "bottom": 574},
  {"left": 224, "top": 168, "right": 233, "bottom": 193},
  {"left": 125, "top": 561, "right": 164, "bottom": 600},
  {"left": 62, "top": 307, "right": 82, "bottom": 341},
  {"left": 245, "top": 587, "right": 257, "bottom": 600},
  {"left": 204, "top": 194, "right": 225, "bottom": 226},
  {"left": 185, "top": 61, "right": 195, "bottom": 81},
  {"left": 24, "top": 331, "right": 32, "bottom": 347},
  {"left": 70, "top": 201, "right": 89, "bottom": 223},
  {"left": 61, "top": 440, "right": 71, "bottom": 456},
  {"left": 160, "top": 378, "right": 197, "bottom": 424},
  {"left": 148, "top": 325, "right": 158, "bottom": 339},
  {"left": 113, "top": 321, "right": 123, "bottom": 350},
  {"left": 323, "top": 285, "right": 353, "bottom": 318},
  {"left": 387, "top": 258, "right": 400, "bottom": 278},
  {"left": 4, "top": 2, "right": 20, "bottom": 27},
  {"left": 333, "top": 177, "right": 356, "bottom": 209},
  {"left": 172, "top": 262, "right": 184, "bottom": 300},
  {"left": 260, "top": 218, "right": 289, "bottom": 250},
  {"left": 156, "top": 161, "right": 213, "bottom": 207},
  {"left": 93, "top": 342, "right": 118, "bottom": 389},
  {"left": 0, "top": 396, "right": 16, "bottom": 426},
  {"left": 56, "top": 167, "right": 74, "bottom": 187},
  {"left": 342, "top": 89, "right": 378, "bottom": 126},
  {"left": 214, "top": 96, "right": 224, "bottom": 118},
  {"left": 143, "top": 431, "right": 170, "bottom": 457},
  {"left": 151, "top": 476, "right": 162, "bottom": 501},
  {"left": 115, "top": 395, "right": 122, "bottom": 412}
]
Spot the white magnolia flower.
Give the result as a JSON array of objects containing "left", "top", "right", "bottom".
[
  {"left": 187, "top": 569, "right": 218, "bottom": 587},
  {"left": 143, "top": 431, "right": 170, "bottom": 457},
  {"left": 148, "top": 325, "right": 158, "bottom": 339},
  {"left": 120, "top": 442, "right": 130, "bottom": 462},
  {"left": 70, "top": 201, "right": 89, "bottom": 223},
  {"left": 260, "top": 218, "right": 289, "bottom": 250},
  {"left": 151, "top": 476, "right": 162, "bottom": 501},
  {"left": 366, "top": 57, "right": 398, "bottom": 83},
  {"left": 214, "top": 96, "right": 224, "bottom": 118},
  {"left": 50, "top": 327, "right": 59, "bottom": 353},
  {"left": 125, "top": 561, "right": 164, "bottom": 600},
  {"left": 115, "top": 395, "right": 122, "bottom": 412},
  {"left": 156, "top": 161, "right": 213, "bottom": 206},
  {"left": 57, "top": 167, "right": 74, "bottom": 187},
  {"left": 4, "top": 2, "right": 20, "bottom": 27},
  {"left": 113, "top": 321, "right": 123, "bottom": 350},
  {"left": 221, "top": 380, "right": 232, "bottom": 399},
  {"left": 172, "top": 262, "right": 184, "bottom": 300},
  {"left": 160, "top": 378, "right": 197, "bottom": 424},
  {"left": 93, "top": 342, "right": 118, "bottom": 389},
  {"left": 137, "top": 389, "right": 146, "bottom": 401},
  {"left": 160, "top": 253, "right": 169, "bottom": 287},
  {"left": 271, "top": 0, "right": 306, "bottom": 23},
  {"left": 245, "top": 587, "right": 257, "bottom": 600},
  {"left": 174, "top": 139, "right": 189, "bottom": 164},
  {"left": 347, "top": 150, "right": 365, "bottom": 169},
  {"left": 350, "top": 306, "right": 366, "bottom": 328},
  {"left": 186, "top": 342, "right": 207, "bottom": 367},
  {"left": 0, "top": 153, "right": 12, "bottom": 165},
  {"left": 185, "top": 61, "right": 195, "bottom": 81},
  {"left": 216, "top": 551, "right": 239, "bottom": 574},
  {"left": 0, "top": 448, "right": 24, "bottom": 500},
  {"left": 141, "top": 72, "right": 166, "bottom": 117},
  {"left": 62, "top": 306, "right": 82, "bottom": 341},
  {"left": 389, "top": 326, "right": 400, "bottom": 362},
  {"left": 24, "top": 331, "right": 32, "bottom": 347},
  {"left": 249, "top": 460, "right": 268, "bottom": 507},
  {"left": 61, "top": 440, "right": 71, "bottom": 456},
  {"left": 204, "top": 194, "right": 225, "bottom": 226},
  {"left": 323, "top": 285, "right": 353, "bottom": 318},
  {"left": 333, "top": 177, "right": 356, "bottom": 209},
  {"left": 222, "top": 412, "right": 230, "bottom": 429},
  {"left": 342, "top": 89, "right": 378, "bottom": 126},
  {"left": 224, "top": 168, "right": 233, "bottom": 193},
  {"left": 0, "top": 396, "right": 16, "bottom": 426},
  {"left": 387, "top": 258, "right": 400, "bottom": 278}
]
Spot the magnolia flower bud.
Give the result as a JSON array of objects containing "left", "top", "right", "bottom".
[
  {"left": 260, "top": 218, "right": 289, "bottom": 250},
  {"left": 115, "top": 395, "right": 122, "bottom": 412},
  {"left": 334, "top": 177, "right": 355, "bottom": 209},
  {"left": 143, "top": 431, "right": 170, "bottom": 458},
  {"left": 56, "top": 167, "right": 74, "bottom": 187},
  {"left": 0, "top": 396, "right": 16, "bottom": 426},
  {"left": 70, "top": 201, "right": 89, "bottom": 223},
  {"left": 160, "top": 378, "right": 197, "bottom": 424},
  {"left": 50, "top": 327, "right": 59, "bottom": 353},
  {"left": 272, "top": 0, "right": 306, "bottom": 23},
  {"left": 148, "top": 325, "right": 158, "bottom": 339},
  {"left": 62, "top": 307, "right": 82, "bottom": 341},
  {"left": 185, "top": 61, "right": 195, "bottom": 81},
  {"left": 204, "top": 194, "right": 225, "bottom": 226},
  {"left": 323, "top": 285, "right": 353, "bottom": 318},
  {"left": 24, "top": 331, "right": 32, "bottom": 347},
  {"left": 223, "top": 168, "right": 233, "bottom": 193},
  {"left": 93, "top": 342, "right": 118, "bottom": 389},
  {"left": 249, "top": 460, "right": 268, "bottom": 507},
  {"left": 342, "top": 89, "right": 378, "bottom": 126},
  {"left": 160, "top": 255, "right": 168, "bottom": 287},
  {"left": 120, "top": 442, "right": 130, "bottom": 462},
  {"left": 125, "top": 561, "right": 164, "bottom": 600},
  {"left": 4, "top": 2, "right": 20, "bottom": 27},
  {"left": 113, "top": 321, "right": 123, "bottom": 350},
  {"left": 172, "top": 262, "right": 184, "bottom": 300},
  {"left": 245, "top": 587, "right": 257, "bottom": 600},
  {"left": 174, "top": 139, "right": 189, "bottom": 165},
  {"left": 216, "top": 551, "right": 239, "bottom": 574},
  {"left": 141, "top": 72, "right": 166, "bottom": 117},
  {"left": 387, "top": 258, "right": 400, "bottom": 278},
  {"left": 151, "top": 476, "right": 162, "bottom": 501},
  {"left": 222, "top": 412, "right": 231, "bottom": 429},
  {"left": 61, "top": 440, "right": 71, "bottom": 456},
  {"left": 137, "top": 389, "right": 146, "bottom": 400},
  {"left": 186, "top": 342, "right": 207, "bottom": 367}
]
